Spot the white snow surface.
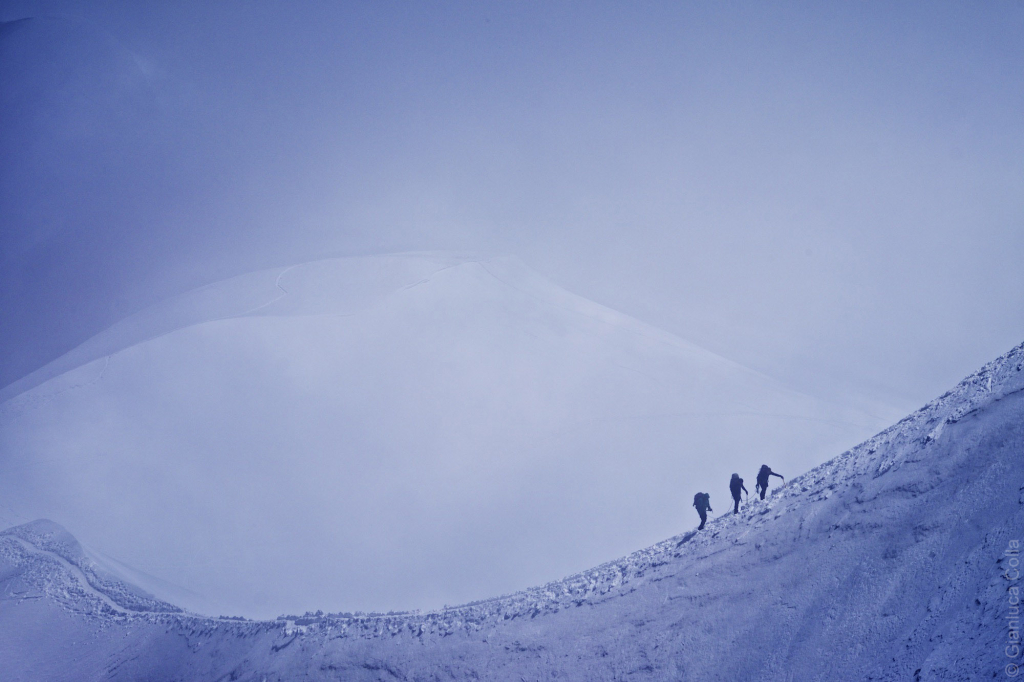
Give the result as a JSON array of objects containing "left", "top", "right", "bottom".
[
  {"left": 1, "top": 340, "right": 1022, "bottom": 680},
  {"left": 0, "top": 253, "right": 892, "bottom": 618}
]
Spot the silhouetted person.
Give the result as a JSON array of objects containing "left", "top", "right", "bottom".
[
  {"left": 755, "top": 464, "right": 784, "bottom": 500},
  {"left": 729, "top": 473, "right": 747, "bottom": 514},
  {"left": 693, "top": 492, "right": 712, "bottom": 530}
]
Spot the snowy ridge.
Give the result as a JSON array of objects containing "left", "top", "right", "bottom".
[
  {"left": 0, "top": 252, "right": 472, "bottom": 403},
  {"left": 1, "top": 342, "right": 1022, "bottom": 679},
  {"left": 0, "top": 520, "right": 181, "bottom": 614},
  {"left": 257, "top": 340, "right": 1024, "bottom": 639},
  {"left": 802, "top": 339, "right": 1024, "bottom": 483},
  {"left": 6, "top": 342, "right": 1020, "bottom": 639}
]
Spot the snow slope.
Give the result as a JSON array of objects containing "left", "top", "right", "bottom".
[
  {"left": 1, "top": 341, "right": 1021, "bottom": 680},
  {"left": 0, "top": 519, "right": 181, "bottom": 615},
  {"left": 0, "top": 253, "right": 890, "bottom": 618}
]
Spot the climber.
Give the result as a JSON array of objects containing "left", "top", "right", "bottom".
[
  {"left": 693, "top": 492, "right": 712, "bottom": 530},
  {"left": 729, "top": 474, "right": 747, "bottom": 514},
  {"left": 755, "top": 464, "right": 785, "bottom": 500}
]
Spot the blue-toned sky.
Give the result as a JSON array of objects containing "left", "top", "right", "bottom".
[
  {"left": 2, "top": 1, "right": 1022, "bottom": 407},
  {"left": 1, "top": 1, "right": 1023, "bottom": 615}
]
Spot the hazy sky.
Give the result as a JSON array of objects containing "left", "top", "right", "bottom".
[
  {"left": 2, "top": 1, "right": 1022, "bottom": 408},
  {"left": 1, "top": 2, "right": 1023, "bottom": 616}
]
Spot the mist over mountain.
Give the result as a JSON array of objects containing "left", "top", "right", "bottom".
[
  {"left": 2, "top": 340, "right": 1020, "bottom": 679},
  {"left": 3, "top": 3, "right": 1023, "bottom": 679},
  {"left": 2, "top": 6, "right": 1022, "bottom": 411},
  {"left": 0, "top": 253, "right": 891, "bottom": 618}
]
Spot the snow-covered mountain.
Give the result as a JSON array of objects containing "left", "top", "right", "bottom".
[
  {"left": 0, "top": 253, "right": 891, "bottom": 618},
  {"left": 1, "top": 340, "right": 1021, "bottom": 680}
]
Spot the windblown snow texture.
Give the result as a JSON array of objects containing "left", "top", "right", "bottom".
[{"left": 2, "top": 341, "right": 1022, "bottom": 680}]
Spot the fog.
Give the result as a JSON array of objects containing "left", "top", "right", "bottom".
[
  {"left": 0, "top": 253, "right": 890, "bottom": 617},
  {"left": 1, "top": 1, "right": 1022, "bottom": 616}
]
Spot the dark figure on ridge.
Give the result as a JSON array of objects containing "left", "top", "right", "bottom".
[
  {"left": 693, "top": 492, "right": 712, "bottom": 530},
  {"left": 755, "top": 464, "right": 784, "bottom": 500},
  {"left": 729, "top": 473, "right": 747, "bottom": 514}
]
